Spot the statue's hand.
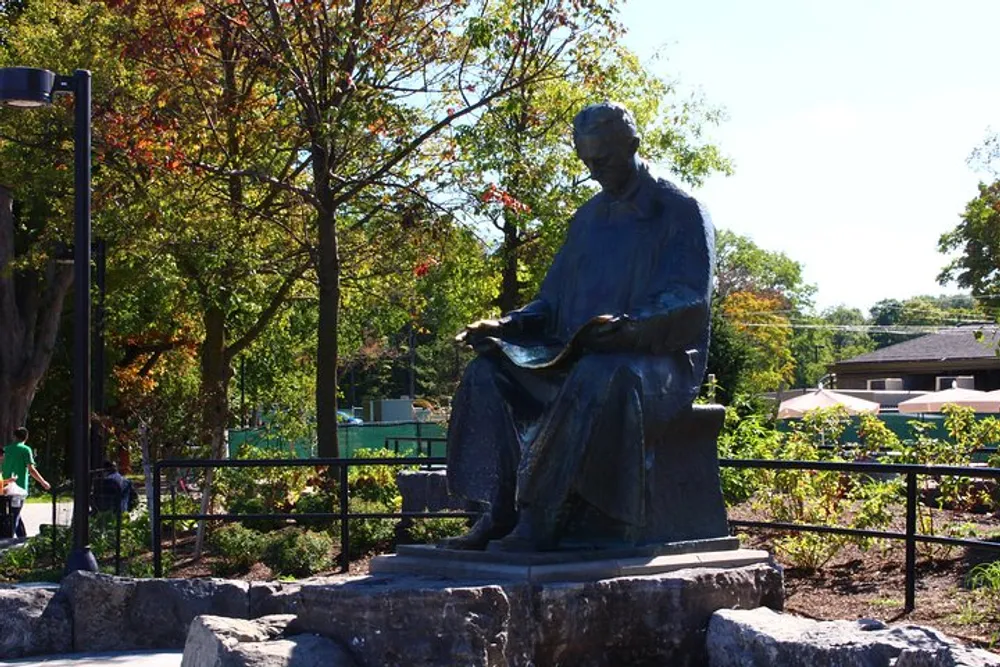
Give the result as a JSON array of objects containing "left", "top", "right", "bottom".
[{"left": 457, "top": 317, "right": 510, "bottom": 350}]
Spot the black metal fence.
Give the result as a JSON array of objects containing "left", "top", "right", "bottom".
[
  {"left": 720, "top": 458, "right": 1000, "bottom": 612},
  {"left": 147, "top": 452, "right": 1000, "bottom": 613},
  {"left": 150, "top": 456, "right": 475, "bottom": 578}
]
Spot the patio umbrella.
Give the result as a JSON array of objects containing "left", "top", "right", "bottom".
[
  {"left": 897, "top": 387, "right": 1000, "bottom": 414},
  {"left": 777, "top": 389, "right": 880, "bottom": 419}
]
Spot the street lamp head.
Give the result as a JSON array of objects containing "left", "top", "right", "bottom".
[{"left": 0, "top": 67, "right": 57, "bottom": 108}]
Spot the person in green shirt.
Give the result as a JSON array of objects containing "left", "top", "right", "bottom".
[{"left": 1, "top": 427, "right": 51, "bottom": 539}]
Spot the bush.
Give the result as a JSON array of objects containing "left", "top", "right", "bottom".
[
  {"left": 262, "top": 526, "right": 334, "bottom": 577},
  {"left": 210, "top": 523, "right": 267, "bottom": 575},
  {"left": 294, "top": 490, "right": 338, "bottom": 532},
  {"left": 215, "top": 445, "right": 312, "bottom": 531},
  {"left": 347, "top": 447, "right": 413, "bottom": 505},
  {"left": 347, "top": 497, "right": 398, "bottom": 558},
  {"left": 406, "top": 516, "right": 468, "bottom": 544}
]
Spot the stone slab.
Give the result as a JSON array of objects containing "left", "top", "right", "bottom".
[
  {"left": 0, "top": 587, "right": 72, "bottom": 659},
  {"left": 707, "top": 607, "right": 1000, "bottom": 667},
  {"left": 62, "top": 572, "right": 250, "bottom": 653},
  {"left": 372, "top": 546, "right": 768, "bottom": 583},
  {"left": 394, "top": 535, "right": 739, "bottom": 564}
]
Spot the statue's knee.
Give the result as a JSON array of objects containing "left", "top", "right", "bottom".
[{"left": 462, "top": 355, "right": 502, "bottom": 390}]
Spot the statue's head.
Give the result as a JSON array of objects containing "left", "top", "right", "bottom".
[{"left": 572, "top": 102, "right": 640, "bottom": 196}]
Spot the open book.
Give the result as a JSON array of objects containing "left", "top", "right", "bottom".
[{"left": 458, "top": 314, "right": 618, "bottom": 370}]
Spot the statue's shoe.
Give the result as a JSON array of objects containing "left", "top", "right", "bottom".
[
  {"left": 487, "top": 509, "right": 559, "bottom": 552},
  {"left": 437, "top": 513, "right": 514, "bottom": 551}
]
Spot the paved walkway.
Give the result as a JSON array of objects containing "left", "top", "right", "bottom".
[
  {"left": 0, "top": 651, "right": 182, "bottom": 666},
  {"left": 19, "top": 500, "right": 73, "bottom": 536}
]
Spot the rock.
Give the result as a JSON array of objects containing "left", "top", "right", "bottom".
[
  {"left": 396, "top": 470, "right": 466, "bottom": 513},
  {"left": 226, "top": 635, "right": 357, "bottom": 667},
  {"left": 63, "top": 571, "right": 250, "bottom": 652},
  {"left": 706, "top": 607, "right": 1000, "bottom": 667},
  {"left": 249, "top": 582, "right": 302, "bottom": 618},
  {"left": 182, "top": 614, "right": 356, "bottom": 667},
  {"left": 295, "top": 575, "right": 536, "bottom": 667},
  {"left": 534, "top": 563, "right": 784, "bottom": 667},
  {"left": 294, "top": 563, "right": 783, "bottom": 667},
  {"left": 0, "top": 587, "right": 72, "bottom": 658}
]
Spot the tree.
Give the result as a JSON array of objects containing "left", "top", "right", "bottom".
[
  {"left": 0, "top": 0, "right": 133, "bottom": 440},
  {"left": 454, "top": 43, "right": 731, "bottom": 312},
  {"left": 0, "top": 186, "right": 72, "bottom": 441},
  {"left": 174, "top": 0, "right": 638, "bottom": 457},
  {"left": 939, "top": 181, "right": 1000, "bottom": 312},
  {"left": 710, "top": 230, "right": 812, "bottom": 396}
]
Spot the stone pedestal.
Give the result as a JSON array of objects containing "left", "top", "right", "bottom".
[
  {"left": 291, "top": 562, "right": 783, "bottom": 667},
  {"left": 370, "top": 538, "right": 769, "bottom": 584}
]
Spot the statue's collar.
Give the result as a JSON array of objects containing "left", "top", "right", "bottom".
[{"left": 599, "top": 162, "right": 658, "bottom": 218}]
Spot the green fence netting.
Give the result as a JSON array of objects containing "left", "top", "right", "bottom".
[{"left": 228, "top": 421, "right": 447, "bottom": 459}]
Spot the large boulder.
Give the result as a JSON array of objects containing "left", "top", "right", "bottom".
[
  {"left": 535, "top": 563, "right": 783, "bottom": 667},
  {"left": 181, "top": 614, "right": 357, "bottom": 667},
  {"left": 63, "top": 571, "right": 250, "bottom": 652},
  {"left": 0, "top": 586, "right": 72, "bottom": 658},
  {"left": 707, "top": 607, "right": 1000, "bottom": 667},
  {"left": 296, "top": 576, "right": 535, "bottom": 667}
]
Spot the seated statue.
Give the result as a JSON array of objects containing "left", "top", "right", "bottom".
[{"left": 442, "top": 101, "right": 715, "bottom": 552}]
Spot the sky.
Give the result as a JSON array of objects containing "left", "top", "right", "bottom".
[{"left": 619, "top": 0, "right": 1000, "bottom": 314}]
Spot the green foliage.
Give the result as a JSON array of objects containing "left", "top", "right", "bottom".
[
  {"left": 347, "top": 497, "right": 399, "bottom": 558},
  {"left": 262, "top": 527, "right": 334, "bottom": 578},
  {"left": 209, "top": 523, "right": 268, "bottom": 576},
  {"left": 294, "top": 490, "right": 338, "bottom": 532},
  {"left": 215, "top": 445, "right": 311, "bottom": 531},
  {"left": 347, "top": 448, "right": 414, "bottom": 506},
  {"left": 406, "top": 517, "right": 469, "bottom": 544}
]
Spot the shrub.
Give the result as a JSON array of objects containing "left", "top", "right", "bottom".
[
  {"left": 347, "top": 447, "right": 414, "bottom": 505},
  {"left": 406, "top": 516, "right": 468, "bottom": 544},
  {"left": 210, "top": 523, "right": 267, "bottom": 575},
  {"left": 347, "top": 497, "right": 399, "bottom": 558},
  {"left": 262, "top": 526, "right": 334, "bottom": 577},
  {"left": 294, "top": 490, "right": 338, "bottom": 532},
  {"left": 215, "top": 445, "right": 312, "bottom": 530}
]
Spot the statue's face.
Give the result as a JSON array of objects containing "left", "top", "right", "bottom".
[{"left": 574, "top": 131, "right": 638, "bottom": 196}]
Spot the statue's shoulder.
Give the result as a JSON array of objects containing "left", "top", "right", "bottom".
[{"left": 644, "top": 172, "right": 710, "bottom": 229}]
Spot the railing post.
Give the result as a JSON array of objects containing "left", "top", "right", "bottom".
[
  {"left": 170, "top": 482, "right": 177, "bottom": 551},
  {"left": 339, "top": 462, "right": 349, "bottom": 573},
  {"left": 51, "top": 485, "right": 58, "bottom": 566},
  {"left": 115, "top": 506, "right": 122, "bottom": 576},
  {"left": 152, "top": 462, "right": 162, "bottom": 578},
  {"left": 905, "top": 471, "right": 917, "bottom": 612}
]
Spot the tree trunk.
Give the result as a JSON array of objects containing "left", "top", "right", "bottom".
[
  {"left": 194, "top": 305, "right": 232, "bottom": 557},
  {"left": 0, "top": 186, "right": 73, "bottom": 443},
  {"left": 497, "top": 211, "right": 522, "bottom": 313},
  {"left": 314, "top": 142, "right": 340, "bottom": 458}
]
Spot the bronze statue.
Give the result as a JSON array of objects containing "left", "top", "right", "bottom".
[{"left": 443, "top": 102, "right": 715, "bottom": 551}]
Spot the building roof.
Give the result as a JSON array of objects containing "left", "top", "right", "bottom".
[{"left": 835, "top": 326, "right": 1000, "bottom": 366}]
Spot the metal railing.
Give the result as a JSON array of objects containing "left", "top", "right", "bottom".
[
  {"left": 149, "top": 453, "right": 1000, "bottom": 613},
  {"left": 150, "top": 456, "right": 475, "bottom": 578},
  {"left": 720, "top": 458, "right": 1000, "bottom": 612}
]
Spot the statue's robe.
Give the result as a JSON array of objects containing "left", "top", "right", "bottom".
[{"left": 447, "top": 163, "right": 715, "bottom": 532}]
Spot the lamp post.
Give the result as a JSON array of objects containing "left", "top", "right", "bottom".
[{"left": 0, "top": 67, "right": 98, "bottom": 573}]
